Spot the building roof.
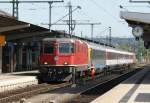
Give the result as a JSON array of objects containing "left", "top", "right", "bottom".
[
  {"left": 0, "top": 10, "right": 114, "bottom": 47},
  {"left": 0, "top": 10, "right": 50, "bottom": 41},
  {"left": 0, "top": 10, "right": 13, "bottom": 18},
  {"left": 120, "top": 11, "right": 150, "bottom": 24}
]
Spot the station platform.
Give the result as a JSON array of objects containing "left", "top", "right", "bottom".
[
  {"left": 91, "top": 65, "right": 150, "bottom": 103},
  {"left": 0, "top": 70, "right": 38, "bottom": 92}
]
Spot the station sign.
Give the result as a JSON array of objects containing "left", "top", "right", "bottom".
[{"left": 0, "top": 36, "right": 5, "bottom": 46}]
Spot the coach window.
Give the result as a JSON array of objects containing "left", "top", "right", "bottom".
[
  {"left": 113, "top": 53, "right": 115, "bottom": 59},
  {"left": 109, "top": 52, "right": 113, "bottom": 59},
  {"left": 44, "top": 43, "right": 54, "bottom": 54}
]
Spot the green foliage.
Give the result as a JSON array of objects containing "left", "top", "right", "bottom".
[
  {"left": 137, "top": 40, "right": 150, "bottom": 62},
  {"left": 117, "top": 39, "right": 150, "bottom": 62},
  {"left": 117, "top": 44, "right": 131, "bottom": 51}
]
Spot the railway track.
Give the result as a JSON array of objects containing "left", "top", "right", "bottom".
[
  {"left": 69, "top": 67, "right": 142, "bottom": 103},
  {"left": 0, "top": 82, "right": 71, "bottom": 103},
  {"left": 0, "top": 65, "right": 142, "bottom": 103}
]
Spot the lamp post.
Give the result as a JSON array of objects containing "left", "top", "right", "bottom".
[{"left": 109, "top": 27, "right": 111, "bottom": 45}]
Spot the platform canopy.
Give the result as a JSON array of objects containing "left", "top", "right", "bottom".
[
  {"left": 0, "top": 10, "right": 50, "bottom": 41},
  {"left": 120, "top": 11, "right": 150, "bottom": 48}
]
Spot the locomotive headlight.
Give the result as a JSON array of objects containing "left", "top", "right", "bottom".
[
  {"left": 44, "top": 62, "right": 48, "bottom": 65},
  {"left": 64, "top": 62, "right": 68, "bottom": 65}
]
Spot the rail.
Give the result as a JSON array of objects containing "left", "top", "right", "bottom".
[
  {"left": 69, "top": 66, "right": 143, "bottom": 103},
  {"left": 0, "top": 82, "right": 71, "bottom": 103}
]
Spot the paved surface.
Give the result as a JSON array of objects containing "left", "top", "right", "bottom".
[
  {"left": 0, "top": 70, "right": 38, "bottom": 80},
  {"left": 0, "top": 70, "right": 38, "bottom": 92},
  {"left": 91, "top": 65, "right": 150, "bottom": 103}
]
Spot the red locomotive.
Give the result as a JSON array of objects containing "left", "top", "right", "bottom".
[
  {"left": 39, "top": 38, "right": 89, "bottom": 81},
  {"left": 39, "top": 38, "right": 136, "bottom": 82},
  {"left": 40, "top": 38, "right": 89, "bottom": 66}
]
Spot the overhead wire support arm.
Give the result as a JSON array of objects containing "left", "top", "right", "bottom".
[
  {"left": 52, "top": 6, "right": 81, "bottom": 25},
  {"left": 0, "top": 0, "right": 64, "bottom": 29},
  {"left": 50, "top": 22, "right": 101, "bottom": 25},
  {"left": 89, "top": 23, "right": 101, "bottom": 41},
  {"left": 49, "top": 22, "right": 101, "bottom": 41}
]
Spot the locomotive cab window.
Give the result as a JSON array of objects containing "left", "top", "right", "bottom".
[
  {"left": 59, "top": 43, "right": 74, "bottom": 54},
  {"left": 43, "top": 43, "right": 54, "bottom": 54}
]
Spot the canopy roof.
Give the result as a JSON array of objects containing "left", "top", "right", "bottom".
[
  {"left": 120, "top": 11, "right": 150, "bottom": 46},
  {"left": 0, "top": 10, "right": 50, "bottom": 41},
  {"left": 120, "top": 11, "right": 150, "bottom": 24}
]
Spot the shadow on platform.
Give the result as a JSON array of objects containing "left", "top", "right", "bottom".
[
  {"left": 135, "top": 93, "right": 150, "bottom": 102},
  {"left": 121, "top": 66, "right": 150, "bottom": 84},
  {"left": 12, "top": 72, "right": 38, "bottom": 76}
]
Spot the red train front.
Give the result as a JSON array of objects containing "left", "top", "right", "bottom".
[{"left": 39, "top": 38, "right": 88, "bottom": 81}]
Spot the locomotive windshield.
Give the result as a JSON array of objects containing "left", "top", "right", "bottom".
[
  {"left": 44, "top": 43, "right": 54, "bottom": 54},
  {"left": 59, "top": 43, "right": 74, "bottom": 54}
]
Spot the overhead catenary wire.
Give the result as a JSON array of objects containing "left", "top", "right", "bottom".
[
  {"left": 89, "top": 0, "right": 119, "bottom": 21},
  {"left": 88, "top": 0, "right": 133, "bottom": 36},
  {"left": 96, "top": 27, "right": 110, "bottom": 37},
  {"left": 77, "top": 10, "right": 94, "bottom": 22},
  {"left": 52, "top": 6, "right": 81, "bottom": 25}
]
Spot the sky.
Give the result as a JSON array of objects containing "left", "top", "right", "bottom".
[{"left": 0, "top": 0, "right": 150, "bottom": 38}]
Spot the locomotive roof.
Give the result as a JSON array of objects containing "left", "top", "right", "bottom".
[
  {"left": 43, "top": 38, "right": 134, "bottom": 55},
  {"left": 43, "top": 38, "right": 75, "bottom": 42}
]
